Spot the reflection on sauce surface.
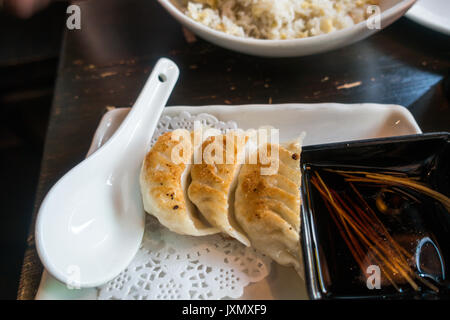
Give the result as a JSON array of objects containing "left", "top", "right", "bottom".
[{"left": 306, "top": 165, "right": 449, "bottom": 298}]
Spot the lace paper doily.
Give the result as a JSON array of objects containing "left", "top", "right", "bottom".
[{"left": 97, "top": 111, "right": 272, "bottom": 300}]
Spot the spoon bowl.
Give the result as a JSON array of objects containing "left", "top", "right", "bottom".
[{"left": 36, "top": 58, "right": 180, "bottom": 287}]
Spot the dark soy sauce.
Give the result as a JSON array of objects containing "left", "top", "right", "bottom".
[{"left": 307, "top": 165, "right": 449, "bottom": 299}]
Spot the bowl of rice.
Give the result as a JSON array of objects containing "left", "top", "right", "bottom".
[{"left": 158, "top": 0, "right": 416, "bottom": 57}]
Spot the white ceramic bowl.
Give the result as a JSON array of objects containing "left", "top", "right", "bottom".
[
  {"left": 406, "top": 0, "right": 450, "bottom": 35},
  {"left": 158, "top": 0, "right": 416, "bottom": 57}
]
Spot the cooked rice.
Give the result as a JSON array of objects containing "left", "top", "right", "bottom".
[{"left": 176, "top": 0, "right": 379, "bottom": 39}]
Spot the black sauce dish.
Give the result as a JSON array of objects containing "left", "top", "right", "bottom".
[{"left": 300, "top": 132, "right": 450, "bottom": 300}]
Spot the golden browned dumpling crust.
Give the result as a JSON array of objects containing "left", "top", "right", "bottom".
[
  {"left": 235, "top": 139, "right": 304, "bottom": 275},
  {"left": 188, "top": 132, "right": 250, "bottom": 246},
  {"left": 140, "top": 131, "right": 219, "bottom": 236}
]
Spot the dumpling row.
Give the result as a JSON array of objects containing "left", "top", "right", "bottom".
[{"left": 140, "top": 130, "right": 303, "bottom": 273}]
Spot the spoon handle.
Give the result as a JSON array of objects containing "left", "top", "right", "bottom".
[{"left": 110, "top": 58, "right": 180, "bottom": 152}]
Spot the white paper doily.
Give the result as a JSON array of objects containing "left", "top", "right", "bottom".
[{"left": 97, "top": 111, "right": 272, "bottom": 300}]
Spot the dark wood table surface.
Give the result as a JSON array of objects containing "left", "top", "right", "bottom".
[{"left": 17, "top": 0, "right": 449, "bottom": 299}]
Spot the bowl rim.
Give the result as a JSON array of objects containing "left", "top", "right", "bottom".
[{"left": 158, "top": 0, "right": 417, "bottom": 46}]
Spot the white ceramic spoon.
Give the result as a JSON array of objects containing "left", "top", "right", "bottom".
[{"left": 35, "top": 58, "right": 180, "bottom": 288}]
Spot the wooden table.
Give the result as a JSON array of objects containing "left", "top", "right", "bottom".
[{"left": 17, "top": 0, "right": 450, "bottom": 299}]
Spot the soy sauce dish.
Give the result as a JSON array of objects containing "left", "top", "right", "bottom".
[{"left": 300, "top": 133, "right": 450, "bottom": 299}]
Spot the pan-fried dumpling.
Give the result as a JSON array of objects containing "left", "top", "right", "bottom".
[
  {"left": 140, "top": 131, "right": 219, "bottom": 236},
  {"left": 234, "top": 138, "right": 304, "bottom": 275},
  {"left": 188, "top": 132, "right": 251, "bottom": 246}
]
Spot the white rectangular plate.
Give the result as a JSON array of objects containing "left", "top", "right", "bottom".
[{"left": 35, "top": 103, "right": 421, "bottom": 300}]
